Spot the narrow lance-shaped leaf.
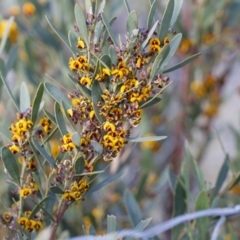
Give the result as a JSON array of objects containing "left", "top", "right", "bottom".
[
  {"left": 108, "top": 46, "right": 117, "bottom": 65},
  {"left": 135, "top": 218, "right": 152, "bottom": 231},
  {"left": 45, "top": 16, "right": 75, "bottom": 55},
  {"left": 44, "top": 82, "right": 70, "bottom": 107},
  {"left": 6, "top": 45, "right": 18, "bottom": 73},
  {"left": 49, "top": 186, "right": 64, "bottom": 194},
  {"left": 1, "top": 147, "right": 20, "bottom": 185},
  {"left": 127, "top": 10, "right": 138, "bottom": 33},
  {"left": 101, "top": 13, "right": 117, "bottom": 46},
  {"left": 54, "top": 102, "right": 67, "bottom": 136},
  {"left": 91, "top": 140, "right": 103, "bottom": 154},
  {"left": 0, "top": 74, "right": 19, "bottom": 111},
  {"left": 0, "top": 16, "right": 14, "bottom": 55},
  {"left": 140, "top": 21, "right": 159, "bottom": 51},
  {"left": 29, "top": 197, "right": 50, "bottom": 219},
  {"left": 150, "top": 44, "right": 170, "bottom": 81},
  {"left": 44, "top": 191, "right": 57, "bottom": 225},
  {"left": 127, "top": 136, "right": 167, "bottom": 142},
  {"left": 123, "top": 188, "right": 142, "bottom": 227},
  {"left": 91, "top": 80, "right": 104, "bottom": 123},
  {"left": 139, "top": 97, "right": 161, "bottom": 109},
  {"left": 163, "top": 53, "right": 201, "bottom": 73},
  {"left": 61, "top": 100, "right": 76, "bottom": 132},
  {"left": 170, "top": 0, "right": 183, "bottom": 27},
  {"left": 74, "top": 156, "right": 85, "bottom": 175},
  {"left": 68, "top": 31, "right": 78, "bottom": 52},
  {"left": 107, "top": 215, "right": 117, "bottom": 233},
  {"left": 123, "top": 0, "right": 130, "bottom": 13},
  {"left": 160, "top": 33, "right": 182, "bottom": 71},
  {"left": 85, "top": 170, "right": 124, "bottom": 196},
  {"left": 20, "top": 82, "right": 30, "bottom": 112},
  {"left": 43, "top": 109, "right": 56, "bottom": 124},
  {"left": 32, "top": 140, "right": 57, "bottom": 169},
  {"left": 85, "top": 0, "right": 93, "bottom": 14},
  {"left": 31, "top": 83, "right": 44, "bottom": 123},
  {"left": 98, "top": 0, "right": 106, "bottom": 14},
  {"left": 213, "top": 155, "right": 229, "bottom": 198},
  {"left": 158, "top": 0, "right": 175, "bottom": 41},
  {"left": 74, "top": 4, "right": 89, "bottom": 46},
  {"left": 147, "top": 0, "right": 157, "bottom": 29},
  {"left": 72, "top": 132, "right": 80, "bottom": 146},
  {"left": 195, "top": 191, "right": 210, "bottom": 240},
  {"left": 94, "top": 21, "right": 104, "bottom": 45}
]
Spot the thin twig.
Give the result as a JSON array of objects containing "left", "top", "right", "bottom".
[{"left": 211, "top": 215, "right": 226, "bottom": 240}]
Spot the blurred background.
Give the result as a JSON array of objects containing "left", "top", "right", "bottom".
[{"left": 1, "top": 0, "right": 240, "bottom": 239}]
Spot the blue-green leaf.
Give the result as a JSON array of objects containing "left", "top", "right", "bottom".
[
  {"left": 123, "top": 189, "right": 142, "bottom": 227},
  {"left": 0, "top": 17, "right": 14, "bottom": 55},
  {"left": 29, "top": 197, "right": 50, "bottom": 219},
  {"left": 1, "top": 147, "right": 20, "bottom": 185},
  {"left": 45, "top": 16, "right": 75, "bottom": 55},
  {"left": 127, "top": 11, "right": 138, "bottom": 33},
  {"left": 61, "top": 100, "right": 75, "bottom": 132},
  {"left": 20, "top": 82, "right": 30, "bottom": 112},
  {"left": 150, "top": 44, "right": 170, "bottom": 81},
  {"left": 93, "top": 21, "right": 104, "bottom": 45},
  {"left": 195, "top": 191, "right": 210, "bottom": 240},
  {"left": 163, "top": 53, "right": 201, "bottom": 73},
  {"left": 91, "top": 80, "right": 104, "bottom": 123},
  {"left": 50, "top": 186, "right": 64, "bottom": 194},
  {"left": 107, "top": 215, "right": 117, "bottom": 233},
  {"left": 108, "top": 46, "right": 117, "bottom": 65},
  {"left": 32, "top": 140, "right": 57, "bottom": 169},
  {"left": 140, "top": 21, "right": 159, "bottom": 51},
  {"left": 72, "top": 132, "right": 80, "bottom": 146},
  {"left": 147, "top": 0, "right": 157, "bottom": 29},
  {"left": 54, "top": 102, "right": 67, "bottom": 136},
  {"left": 85, "top": 171, "right": 124, "bottom": 196},
  {"left": 135, "top": 218, "right": 152, "bottom": 231},
  {"left": 31, "top": 83, "right": 44, "bottom": 123},
  {"left": 123, "top": 0, "right": 130, "bottom": 13},
  {"left": 75, "top": 4, "right": 89, "bottom": 46},
  {"left": 127, "top": 136, "right": 167, "bottom": 142},
  {"left": 44, "top": 82, "right": 70, "bottom": 107},
  {"left": 0, "top": 74, "right": 19, "bottom": 111},
  {"left": 139, "top": 97, "right": 161, "bottom": 109},
  {"left": 91, "top": 140, "right": 103, "bottom": 154},
  {"left": 158, "top": 0, "right": 174, "bottom": 41},
  {"left": 6, "top": 45, "right": 18, "bottom": 73},
  {"left": 44, "top": 191, "right": 57, "bottom": 225},
  {"left": 170, "top": 0, "right": 183, "bottom": 27},
  {"left": 74, "top": 156, "right": 85, "bottom": 175},
  {"left": 43, "top": 109, "right": 56, "bottom": 124},
  {"left": 101, "top": 13, "right": 117, "bottom": 46}
]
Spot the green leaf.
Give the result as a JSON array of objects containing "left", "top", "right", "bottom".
[
  {"left": 139, "top": 97, "right": 161, "bottom": 109},
  {"left": 29, "top": 197, "right": 50, "bottom": 219},
  {"left": 85, "top": 0, "right": 93, "bottom": 14},
  {"left": 101, "top": 13, "right": 117, "bottom": 46},
  {"left": 85, "top": 171, "right": 124, "bottom": 196},
  {"left": 195, "top": 191, "right": 210, "bottom": 240},
  {"left": 0, "top": 16, "right": 14, "bottom": 55},
  {"left": 32, "top": 172, "right": 44, "bottom": 198},
  {"left": 54, "top": 102, "right": 67, "bottom": 136},
  {"left": 1, "top": 147, "right": 20, "bottom": 185},
  {"left": 213, "top": 155, "right": 229, "bottom": 197},
  {"left": 43, "top": 110, "right": 56, "bottom": 124},
  {"left": 126, "top": 136, "right": 167, "bottom": 142},
  {"left": 98, "top": 0, "right": 106, "bottom": 14},
  {"left": 123, "top": 0, "right": 131, "bottom": 13},
  {"left": 91, "top": 80, "right": 104, "bottom": 123},
  {"left": 227, "top": 171, "right": 240, "bottom": 190},
  {"left": 44, "top": 82, "right": 70, "bottom": 107},
  {"left": 32, "top": 140, "right": 57, "bottom": 169},
  {"left": 75, "top": 170, "right": 105, "bottom": 176},
  {"left": 45, "top": 16, "right": 75, "bottom": 55},
  {"left": 93, "top": 21, "right": 104, "bottom": 45},
  {"left": 135, "top": 218, "right": 152, "bottom": 231},
  {"left": 168, "top": 167, "right": 177, "bottom": 192},
  {"left": 107, "top": 215, "right": 117, "bottom": 233},
  {"left": 6, "top": 45, "right": 18, "bottom": 73},
  {"left": 29, "top": 141, "right": 45, "bottom": 173},
  {"left": 100, "top": 54, "right": 112, "bottom": 69},
  {"left": 72, "top": 132, "right": 80, "bottom": 146},
  {"left": 0, "top": 74, "right": 19, "bottom": 111},
  {"left": 44, "top": 191, "right": 57, "bottom": 225},
  {"left": 147, "top": 0, "right": 157, "bottom": 29},
  {"left": 0, "top": 59, "right": 5, "bottom": 78},
  {"left": 91, "top": 140, "right": 103, "bottom": 154},
  {"left": 185, "top": 141, "right": 204, "bottom": 190},
  {"left": 172, "top": 179, "right": 186, "bottom": 240},
  {"left": 123, "top": 188, "right": 142, "bottom": 227},
  {"left": 20, "top": 82, "right": 30, "bottom": 112},
  {"left": 127, "top": 11, "right": 138, "bottom": 33},
  {"left": 50, "top": 186, "right": 64, "bottom": 194},
  {"left": 108, "top": 46, "right": 117, "bottom": 66},
  {"left": 158, "top": 0, "right": 174, "bottom": 41},
  {"left": 150, "top": 44, "right": 170, "bottom": 81},
  {"left": 170, "top": 0, "right": 183, "bottom": 27},
  {"left": 31, "top": 83, "right": 44, "bottom": 123},
  {"left": 160, "top": 33, "right": 182, "bottom": 71},
  {"left": 61, "top": 100, "right": 76, "bottom": 132},
  {"left": 140, "top": 21, "right": 159, "bottom": 51},
  {"left": 75, "top": 4, "right": 89, "bottom": 46},
  {"left": 68, "top": 31, "right": 78, "bottom": 52},
  {"left": 74, "top": 156, "right": 85, "bottom": 175},
  {"left": 163, "top": 53, "right": 201, "bottom": 73}
]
